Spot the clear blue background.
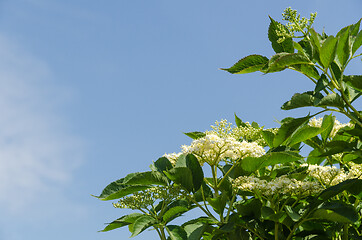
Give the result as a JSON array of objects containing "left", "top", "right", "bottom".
[{"left": 0, "top": 0, "right": 361, "bottom": 239}]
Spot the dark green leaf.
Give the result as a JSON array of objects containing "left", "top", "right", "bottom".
[
  {"left": 294, "top": 64, "right": 320, "bottom": 80},
  {"left": 285, "top": 206, "right": 301, "bottom": 222},
  {"left": 123, "top": 171, "right": 168, "bottom": 186},
  {"left": 234, "top": 198, "right": 262, "bottom": 218},
  {"left": 316, "top": 93, "right": 344, "bottom": 108},
  {"left": 317, "top": 179, "right": 362, "bottom": 202},
  {"left": 221, "top": 55, "right": 269, "bottom": 74},
  {"left": 130, "top": 215, "right": 157, "bottom": 237},
  {"left": 166, "top": 225, "right": 188, "bottom": 240},
  {"left": 185, "top": 154, "right": 204, "bottom": 192},
  {"left": 268, "top": 17, "right": 294, "bottom": 53},
  {"left": 153, "top": 157, "right": 173, "bottom": 173},
  {"left": 281, "top": 91, "right": 322, "bottom": 110},
  {"left": 94, "top": 178, "right": 151, "bottom": 201},
  {"left": 241, "top": 151, "right": 303, "bottom": 172},
  {"left": 100, "top": 213, "right": 143, "bottom": 232},
  {"left": 344, "top": 75, "right": 362, "bottom": 91},
  {"left": 298, "top": 40, "right": 314, "bottom": 60},
  {"left": 314, "top": 74, "right": 329, "bottom": 93},
  {"left": 320, "top": 35, "right": 338, "bottom": 68},
  {"left": 266, "top": 53, "right": 311, "bottom": 73},
  {"left": 184, "top": 132, "right": 206, "bottom": 140},
  {"left": 312, "top": 201, "right": 359, "bottom": 224},
  {"left": 165, "top": 167, "right": 194, "bottom": 192}
]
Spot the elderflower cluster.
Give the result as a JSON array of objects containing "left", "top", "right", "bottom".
[
  {"left": 308, "top": 117, "right": 353, "bottom": 138},
  {"left": 208, "top": 119, "right": 276, "bottom": 147},
  {"left": 301, "top": 164, "right": 347, "bottom": 186},
  {"left": 233, "top": 175, "right": 322, "bottom": 197},
  {"left": 181, "top": 134, "right": 265, "bottom": 165},
  {"left": 113, "top": 185, "right": 184, "bottom": 210},
  {"left": 276, "top": 7, "right": 317, "bottom": 43}
]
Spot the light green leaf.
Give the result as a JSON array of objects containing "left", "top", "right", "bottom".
[
  {"left": 261, "top": 130, "right": 275, "bottom": 147},
  {"left": 100, "top": 213, "right": 143, "bottom": 232},
  {"left": 352, "top": 19, "right": 362, "bottom": 54},
  {"left": 287, "top": 125, "right": 324, "bottom": 146},
  {"left": 130, "top": 215, "right": 157, "bottom": 237},
  {"left": 162, "top": 206, "right": 189, "bottom": 223},
  {"left": 241, "top": 151, "right": 303, "bottom": 172},
  {"left": 221, "top": 55, "right": 269, "bottom": 74},
  {"left": 320, "top": 114, "right": 335, "bottom": 142},
  {"left": 273, "top": 116, "right": 311, "bottom": 147},
  {"left": 335, "top": 26, "right": 351, "bottom": 67},
  {"left": 183, "top": 222, "right": 207, "bottom": 240},
  {"left": 184, "top": 132, "right": 206, "bottom": 140},
  {"left": 267, "top": 53, "right": 311, "bottom": 73},
  {"left": 320, "top": 35, "right": 338, "bottom": 68},
  {"left": 166, "top": 225, "right": 188, "bottom": 240},
  {"left": 235, "top": 114, "right": 247, "bottom": 127},
  {"left": 207, "top": 195, "right": 227, "bottom": 215}
]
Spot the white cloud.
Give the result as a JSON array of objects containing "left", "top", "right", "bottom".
[{"left": 0, "top": 35, "right": 84, "bottom": 213}]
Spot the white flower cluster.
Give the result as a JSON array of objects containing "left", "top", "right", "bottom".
[
  {"left": 233, "top": 175, "right": 322, "bottom": 197},
  {"left": 302, "top": 163, "right": 362, "bottom": 187},
  {"left": 308, "top": 117, "right": 353, "bottom": 138},
  {"left": 181, "top": 134, "right": 265, "bottom": 165}
]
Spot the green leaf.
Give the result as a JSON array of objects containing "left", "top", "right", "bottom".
[
  {"left": 273, "top": 116, "right": 311, "bottom": 147},
  {"left": 183, "top": 222, "right": 208, "bottom": 240},
  {"left": 317, "top": 178, "right": 362, "bottom": 202},
  {"left": 312, "top": 201, "right": 359, "bottom": 224},
  {"left": 207, "top": 195, "right": 227, "bottom": 214},
  {"left": 184, "top": 132, "right": 206, "bottom": 140},
  {"left": 241, "top": 151, "right": 303, "bottom": 172},
  {"left": 235, "top": 114, "right": 247, "bottom": 127},
  {"left": 281, "top": 91, "right": 322, "bottom": 110},
  {"left": 165, "top": 167, "right": 194, "bottom": 192},
  {"left": 261, "top": 130, "right": 275, "bottom": 147},
  {"left": 316, "top": 93, "right": 344, "bottom": 108},
  {"left": 266, "top": 53, "right": 311, "bottom": 73},
  {"left": 344, "top": 75, "right": 362, "bottom": 91},
  {"left": 320, "top": 114, "right": 335, "bottom": 142},
  {"left": 314, "top": 74, "right": 329, "bottom": 93},
  {"left": 234, "top": 198, "right": 262, "bottom": 218},
  {"left": 130, "top": 215, "right": 157, "bottom": 237},
  {"left": 221, "top": 55, "right": 269, "bottom": 74},
  {"left": 297, "top": 40, "right": 314, "bottom": 60},
  {"left": 294, "top": 64, "right": 320, "bottom": 80},
  {"left": 352, "top": 21, "right": 362, "bottom": 54},
  {"left": 166, "top": 225, "right": 188, "bottom": 240},
  {"left": 153, "top": 157, "right": 173, "bottom": 173},
  {"left": 335, "top": 26, "right": 351, "bottom": 67},
  {"left": 162, "top": 206, "right": 189, "bottom": 223},
  {"left": 285, "top": 206, "right": 301, "bottom": 222},
  {"left": 94, "top": 178, "right": 151, "bottom": 201},
  {"left": 320, "top": 35, "right": 338, "bottom": 68},
  {"left": 185, "top": 154, "right": 204, "bottom": 192},
  {"left": 307, "top": 148, "right": 325, "bottom": 165},
  {"left": 100, "top": 213, "right": 143, "bottom": 232},
  {"left": 268, "top": 16, "right": 294, "bottom": 53},
  {"left": 287, "top": 125, "right": 324, "bottom": 146},
  {"left": 123, "top": 171, "right": 169, "bottom": 186}
]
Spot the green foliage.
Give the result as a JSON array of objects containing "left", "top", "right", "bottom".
[{"left": 96, "top": 8, "right": 362, "bottom": 240}]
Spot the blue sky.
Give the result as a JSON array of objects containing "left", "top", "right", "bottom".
[{"left": 0, "top": 0, "right": 361, "bottom": 239}]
